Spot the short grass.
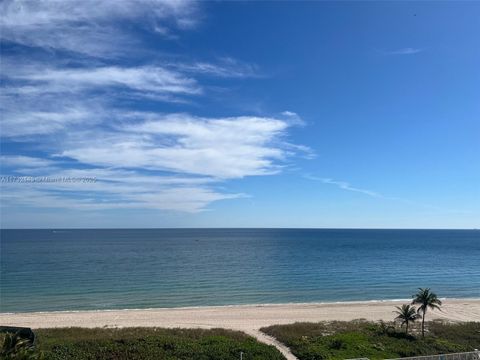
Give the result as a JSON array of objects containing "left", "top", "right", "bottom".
[
  {"left": 261, "top": 320, "right": 480, "bottom": 360},
  {"left": 28, "top": 327, "right": 285, "bottom": 360}
]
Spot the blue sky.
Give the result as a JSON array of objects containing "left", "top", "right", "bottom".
[{"left": 1, "top": 1, "right": 479, "bottom": 228}]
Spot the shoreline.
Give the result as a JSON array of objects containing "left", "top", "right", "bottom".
[
  {"left": 2, "top": 299, "right": 479, "bottom": 329},
  {"left": 2, "top": 297, "right": 480, "bottom": 315}
]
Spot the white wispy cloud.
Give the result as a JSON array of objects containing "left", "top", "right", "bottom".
[
  {"left": 280, "top": 110, "right": 305, "bottom": 126},
  {"left": 0, "top": 58, "right": 265, "bottom": 138},
  {"left": 0, "top": 155, "right": 56, "bottom": 168},
  {"left": 0, "top": 107, "right": 100, "bottom": 137},
  {"left": 4, "top": 64, "right": 201, "bottom": 97},
  {"left": 61, "top": 113, "right": 299, "bottom": 179},
  {"left": 0, "top": 0, "right": 199, "bottom": 57},
  {"left": 304, "top": 175, "right": 468, "bottom": 214},
  {"left": 1, "top": 109, "right": 308, "bottom": 211},
  {"left": 0, "top": 170, "right": 241, "bottom": 212},
  {"left": 386, "top": 47, "right": 423, "bottom": 55},
  {"left": 172, "top": 57, "right": 260, "bottom": 78},
  {"left": 304, "top": 175, "right": 381, "bottom": 197},
  {"left": 0, "top": 186, "right": 242, "bottom": 212}
]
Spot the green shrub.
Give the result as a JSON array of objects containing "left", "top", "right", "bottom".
[
  {"left": 261, "top": 321, "right": 480, "bottom": 360},
  {"left": 429, "top": 321, "right": 480, "bottom": 348},
  {"left": 1, "top": 332, "right": 44, "bottom": 360},
  {"left": 33, "top": 327, "right": 284, "bottom": 360}
]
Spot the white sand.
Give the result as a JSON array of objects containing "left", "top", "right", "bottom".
[
  {"left": 2, "top": 299, "right": 479, "bottom": 329},
  {"left": 2, "top": 299, "right": 479, "bottom": 360}
]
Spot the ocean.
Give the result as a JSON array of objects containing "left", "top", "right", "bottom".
[{"left": 1, "top": 229, "right": 479, "bottom": 313}]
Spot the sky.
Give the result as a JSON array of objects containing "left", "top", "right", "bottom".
[{"left": 1, "top": 0, "right": 479, "bottom": 229}]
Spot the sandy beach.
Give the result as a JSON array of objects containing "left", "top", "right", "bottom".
[
  {"left": 2, "top": 299, "right": 479, "bottom": 330},
  {"left": 2, "top": 299, "right": 479, "bottom": 360}
]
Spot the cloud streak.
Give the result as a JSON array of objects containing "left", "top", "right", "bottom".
[
  {"left": 9, "top": 66, "right": 201, "bottom": 95},
  {"left": 304, "top": 175, "right": 467, "bottom": 214},
  {"left": 385, "top": 47, "right": 423, "bottom": 55},
  {"left": 172, "top": 57, "right": 261, "bottom": 78},
  {"left": 0, "top": 170, "right": 242, "bottom": 212},
  {"left": 1, "top": 107, "right": 100, "bottom": 137},
  {"left": 304, "top": 175, "right": 381, "bottom": 198},
  {"left": 0, "top": 0, "right": 199, "bottom": 57}
]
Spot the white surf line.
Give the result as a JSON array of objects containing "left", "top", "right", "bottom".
[{"left": 245, "top": 329, "right": 298, "bottom": 360}]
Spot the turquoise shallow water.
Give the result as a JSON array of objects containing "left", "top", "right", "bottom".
[{"left": 1, "top": 229, "right": 479, "bottom": 312}]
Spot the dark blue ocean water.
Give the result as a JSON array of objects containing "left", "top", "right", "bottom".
[{"left": 1, "top": 229, "right": 479, "bottom": 312}]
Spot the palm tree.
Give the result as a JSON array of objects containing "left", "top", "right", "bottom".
[
  {"left": 411, "top": 288, "right": 442, "bottom": 338},
  {"left": 394, "top": 304, "right": 419, "bottom": 335}
]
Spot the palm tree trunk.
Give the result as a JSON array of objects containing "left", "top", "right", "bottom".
[
  {"left": 421, "top": 311, "right": 425, "bottom": 338},
  {"left": 405, "top": 322, "right": 409, "bottom": 335}
]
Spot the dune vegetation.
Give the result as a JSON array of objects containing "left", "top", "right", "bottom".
[
  {"left": 261, "top": 320, "right": 480, "bottom": 360},
  {"left": 1, "top": 327, "right": 285, "bottom": 360}
]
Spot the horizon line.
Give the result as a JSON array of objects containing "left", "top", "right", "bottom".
[{"left": 1, "top": 227, "right": 478, "bottom": 231}]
